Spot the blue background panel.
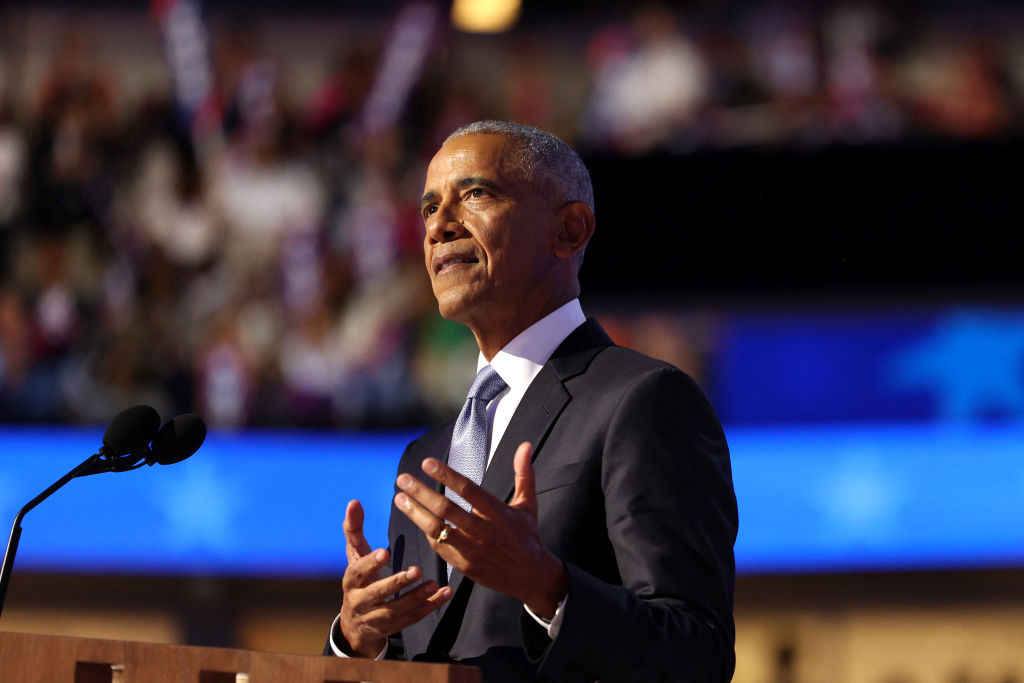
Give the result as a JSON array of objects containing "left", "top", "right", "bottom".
[
  {"left": 2, "top": 422, "right": 1023, "bottom": 577},
  {"left": 0, "top": 428, "right": 415, "bottom": 576},
  {"left": 713, "top": 308, "right": 1024, "bottom": 424},
  {"left": 729, "top": 422, "right": 1024, "bottom": 572}
]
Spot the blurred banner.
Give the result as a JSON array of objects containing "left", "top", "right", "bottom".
[{"left": 151, "top": 0, "right": 220, "bottom": 141}]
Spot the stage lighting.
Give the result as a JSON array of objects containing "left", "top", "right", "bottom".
[{"left": 451, "top": 0, "right": 521, "bottom": 34}]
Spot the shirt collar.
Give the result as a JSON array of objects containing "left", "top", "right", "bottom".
[{"left": 477, "top": 299, "right": 586, "bottom": 393}]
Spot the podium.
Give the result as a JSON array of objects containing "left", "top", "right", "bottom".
[{"left": 0, "top": 631, "right": 480, "bottom": 682}]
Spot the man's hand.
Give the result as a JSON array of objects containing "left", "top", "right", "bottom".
[
  {"left": 394, "top": 442, "right": 568, "bottom": 619},
  {"left": 337, "top": 500, "right": 453, "bottom": 657}
]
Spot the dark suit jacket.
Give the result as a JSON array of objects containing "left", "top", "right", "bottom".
[{"left": 339, "top": 319, "right": 737, "bottom": 682}]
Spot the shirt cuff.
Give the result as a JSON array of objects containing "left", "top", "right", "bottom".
[
  {"left": 522, "top": 592, "right": 568, "bottom": 639},
  {"left": 328, "top": 614, "right": 388, "bottom": 660}
]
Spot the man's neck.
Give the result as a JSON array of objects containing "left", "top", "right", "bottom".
[
  {"left": 475, "top": 299, "right": 584, "bottom": 363},
  {"left": 472, "top": 303, "right": 570, "bottom": 360}
]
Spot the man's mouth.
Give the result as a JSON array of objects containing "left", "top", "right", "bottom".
[{"left": 434, "top": 253, "right": 480, "bottom": 276}]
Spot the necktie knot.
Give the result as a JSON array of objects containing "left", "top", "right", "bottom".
[{"left": 467, "top": 365, "right": 507, "bottom": 404}]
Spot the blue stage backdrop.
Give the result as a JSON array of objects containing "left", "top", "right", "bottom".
[{"left": 1, "top": 421, "right": 1023, "bottom": 576}]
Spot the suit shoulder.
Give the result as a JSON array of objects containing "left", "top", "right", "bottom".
[
  {"left": 596, "top": 344, "right": 681, "bottom": 371},
  {"left": 588, "top": 344, "right": 709, "bottom": 398}
]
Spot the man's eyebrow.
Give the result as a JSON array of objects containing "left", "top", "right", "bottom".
[
  {"left": 455, "top": 176, "right": 499, "bottom": 191},
  {"left": 420, "top": 177, "right": 500, "bottom": 211},
  {"left": 419, "top": 190, "right": 438, "bottom": 211}
]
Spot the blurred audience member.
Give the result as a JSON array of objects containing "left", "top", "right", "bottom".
[
  {"left": 28, "top": 25, "right": 116, "bottom": 252},
  {"left": 0, "top": 103, "right": 26, "bottom": 257},
  {"left": 196, "top": 311, "right": 254, "bottom": 429},
  {"left": 823, "top": 6, "right": 904, "bottom": 142},
  {"left": 0, "top": 288, "right": 31, "bottom": 419},
  {"left": 303, "top": 50, "right": 377, "bottom": 142},
  {"left": 582, "top": 3, "right": 708, "bottom": 153}
]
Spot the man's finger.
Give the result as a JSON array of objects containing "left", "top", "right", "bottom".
[
  {"left": 364, "top": 565, "right": 429, "bottom": 603},
  {"left": 395, "top": 472, "right": 480, "bottom": 536},
  {"left": 361, "top": 584, "right": 454, "bottom": 634},
  {"left": 393, "top": 488, "right": 482, "bottom": 567},
  {"left": 394, "top": 489, "right": 449, "bottom": 541},
  {"left": 343, "top": 499, "right": 372, "bottom": 564},
  {"left": 342, "top": 548, "right": 390, "bottom": 590},
  {"left": 508, "top": 442, "right": 537, "bottom": 517},
  {"left": 420, "top": 458, "right": 503, "bottom": 518}
]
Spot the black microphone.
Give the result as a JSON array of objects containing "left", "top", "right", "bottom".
[
  {"left": 74, "top": 405, "right": 163, "bottom": 476},
  {"left": 148, "top": 414, "right": 207, "bottom": 466},
  {"left": 81, "top": 412, "right": 208, "bottom": 475},
  {"left": 103, "top": 404, "right": 161, "bottom": 456},
  {"left": 0, "top": 406, "right": 204, "bottom": 618}
]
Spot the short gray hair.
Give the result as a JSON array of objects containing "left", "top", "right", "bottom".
[{"left": 444, "top": 120, "right": 594, "bottom": 212}]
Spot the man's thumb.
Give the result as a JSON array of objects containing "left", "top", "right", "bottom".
[{"left": 509, "top": 442, "right": 537, "bottom": 516}]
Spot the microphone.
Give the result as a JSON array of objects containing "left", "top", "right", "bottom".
[
  {"left": 104, "top": 413, "right": 207, "bottom": 472},
  {"left": 149, "top": 414, "right": 207, "bottom": 466},
  {"left": 0, "top": 406, "right": 204, "bottom": 618},
  {"left": 103, "top": 404, "right": 162, "bottom": 456},
  {"left": 73, "top": 405, "right": 162, "bottom": 476}
]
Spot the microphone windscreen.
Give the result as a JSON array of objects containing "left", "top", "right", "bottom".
[
  {"left": 151, "top": 414, "right": 207, "bottom": 465},
  {"left": 103, "top": 405, "right": 161, "bottom": 456}
]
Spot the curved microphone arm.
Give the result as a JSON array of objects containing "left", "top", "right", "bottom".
[
  {"left": 0, "top": 410, "right": 204, "bottom": 619},
  {"left": 0, "top": 451, "right": 109, "bottom": 618},
  {"left": 71, "top": 448, "right": 154, "bottom": 477}
]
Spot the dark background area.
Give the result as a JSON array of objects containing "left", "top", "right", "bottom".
[{"left": 584, "top": 140, "right": 1024, "bottom": 298}]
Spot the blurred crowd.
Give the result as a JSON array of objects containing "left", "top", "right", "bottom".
[
  {"left": 0, "top": 15, "right": 484, "bottom": 429},
  {"left": 0, "top": 2, "right": 1022, "bottom": 428},
  {"left": 579, "top": 4, "right": 1024, "bottom": 153}
]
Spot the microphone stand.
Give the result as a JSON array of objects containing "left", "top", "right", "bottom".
[
  {"left": 0, "top": 450, "right": 134, "bottom": 618},
  {"left": 0, "top": 411, "right": 203, "bottom": 619}
]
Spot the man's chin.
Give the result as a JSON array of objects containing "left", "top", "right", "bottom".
[
  {"left": 437, "top": 286, "right": 500, "bottom": 326},
  {"left": 435, "top": 291, "right": 475, "bottom": 323}
]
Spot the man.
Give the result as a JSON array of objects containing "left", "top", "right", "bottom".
[{"left": 326, "top": 121, "right": 737, "bottom": 682}]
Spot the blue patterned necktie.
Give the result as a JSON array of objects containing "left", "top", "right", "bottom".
[{"left": 445, "top": 364, "right": 508, "bottom": 515}]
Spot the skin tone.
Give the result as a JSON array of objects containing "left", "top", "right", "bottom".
[{"left": 338, "top": 133, "right": 595, "bottom": 658}]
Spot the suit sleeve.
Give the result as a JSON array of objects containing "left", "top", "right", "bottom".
[{"left": 526, "top": 366, "right": 738, "bottom": 682}]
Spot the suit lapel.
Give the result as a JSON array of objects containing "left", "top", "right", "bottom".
[
  {"left": 483, "top": 318, "right": 614, "bottom": 503},
  {"left": 481, "top": 367, "right": 569, "bottom": 503}
]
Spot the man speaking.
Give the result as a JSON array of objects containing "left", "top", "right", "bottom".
[{"left": 326, "top": 121, "right": 738, "bottom": 682}]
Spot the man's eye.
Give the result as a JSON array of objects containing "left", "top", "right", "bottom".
[
  {"left": 425, "top": 205, "right": 438, "bottom": 216},
  {"left": 469, "top": 188, "right": 488, "bottom": 198}
]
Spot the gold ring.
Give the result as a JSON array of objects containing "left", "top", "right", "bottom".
[{"left": 437, "top": 525, "right": 451, "bottom": 544}]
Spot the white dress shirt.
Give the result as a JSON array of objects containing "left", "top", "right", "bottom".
[
  {"left": 330, "top": 299, "right": 585, "bottom": 657},
  {"left": 479, "top": 298, "right": 586, "bottom": 464}
]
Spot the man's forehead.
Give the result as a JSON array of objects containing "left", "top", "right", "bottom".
[{"left": 428, "top": 133, "right": 517, "bottom": 177}]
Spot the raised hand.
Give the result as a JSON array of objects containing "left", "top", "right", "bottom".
[
  {"left": 394, "top": 442, "right": 568, "bottom": 619},
  {"left": 337, "top": 500, "right": 453, "bottom": 657}
]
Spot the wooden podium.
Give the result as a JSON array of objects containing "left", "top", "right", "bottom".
[{"left": 0, "top": 631, "right": 480, "bottom": 683}]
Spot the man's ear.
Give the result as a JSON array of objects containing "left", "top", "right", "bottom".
[{"left": 552, "top": 202, "right": 595, "bottom": 259}]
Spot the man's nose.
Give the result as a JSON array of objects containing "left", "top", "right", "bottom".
[{"left": 425, "top": 205, "right": 467, "bottom": 243}]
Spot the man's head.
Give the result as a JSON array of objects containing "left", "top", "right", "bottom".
[
  {"left": 420, "top": 121, "right": 595, "bottom": 358},
  {"left": 442, "top": 121, "right": 595, "bottom": 214}
]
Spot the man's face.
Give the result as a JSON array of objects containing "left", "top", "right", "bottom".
[{"left": 420, "top": 133, "right": 561, "bottom": 329}]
